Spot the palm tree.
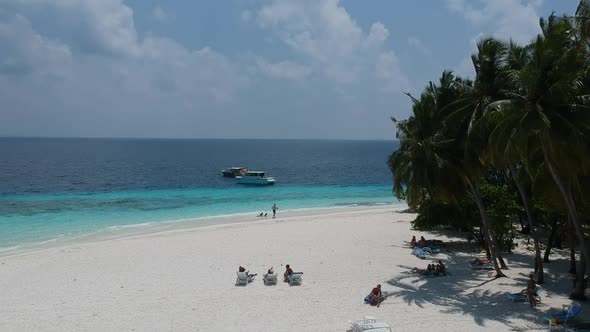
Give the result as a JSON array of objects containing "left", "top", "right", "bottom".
[
  {"left": 485, "top": 13, "right": 590, "bottom": 298},
  {"left": 388, "top": 71, "right": 467, "bottom": 209},
  {"left": 442, "top": 37, "right": 513, "bottom": 277},
  {"left": 484, "top": 40, "right": 547, "bottom": 283}
]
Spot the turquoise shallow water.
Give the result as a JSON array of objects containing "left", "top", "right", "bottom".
[
  {"left": 0, "top": 185, "right": 396, "bottom": 251},
  {"left": 0, "top": 138, "right": 399, "bottom": 252}
]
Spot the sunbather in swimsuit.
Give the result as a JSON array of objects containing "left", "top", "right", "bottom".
[
  {"left": 283, "top": 264, "right": 293, "bottom": 282},
  {"left": 470, "top": 257, "right": 491, "bottom": 265},
  {"left": 370, "top": 284, "right": 383, "bottom": 307}
]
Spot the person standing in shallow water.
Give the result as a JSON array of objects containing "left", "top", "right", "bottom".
[{"left": 272, "top": 204, "right": 278, "bottom": 219}]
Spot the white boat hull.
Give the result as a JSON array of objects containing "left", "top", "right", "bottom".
[{"left": 237, "top": 177, "right": 276, "bottom": 185}]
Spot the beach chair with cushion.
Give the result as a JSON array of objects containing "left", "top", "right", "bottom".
[
  {"left": 288, "top": 272, "right": 303, "bottom": 286},
  {"left": 263, "top": 273, "right": 277, "bottom": 285},
  {"left": 543, "top": 302, "right": 582, "bottom": 326},
  {"left": 413, "top": 247, "right": 430, "bottom": 259},
  {"left": 509, "top": 286, "right": 541, "bottom": 303},
  {"left": 236, "top": 271, "right": 249, "bottom": 286}
]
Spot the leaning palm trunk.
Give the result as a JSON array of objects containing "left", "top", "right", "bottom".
[
  {"left": 544, "top": 218, "right": 559, "bottom": 263},
  {"left": 543, "top": 149, "right": 590, "bottom": 297},
  {"left": 574, "top": 253, "right": 587, "bottom": 300},
  {"left": 509, "top": 166, "right": 544, "bottom": 283},
  {"left": 466, "top": 178, "right": 506, "bottom": 277}
]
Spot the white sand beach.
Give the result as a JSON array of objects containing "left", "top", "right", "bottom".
[{"left": 0, "top": 205, "right": 585, "bottom": 331}]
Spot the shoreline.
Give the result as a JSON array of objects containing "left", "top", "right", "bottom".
[
  {"left": 0, "top": 203, "right": 405, "bottom": 258},
  {"left": 0, "top": 203, "right": 583, "bottom": 331}
]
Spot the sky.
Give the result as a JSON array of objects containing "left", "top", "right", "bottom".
[{"left": 0, "top": 0, "right": 579, "bottom": 140}]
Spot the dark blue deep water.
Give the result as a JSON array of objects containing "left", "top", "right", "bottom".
[{"left": 0, "top": 138, "right": 399, "bottom": 250}]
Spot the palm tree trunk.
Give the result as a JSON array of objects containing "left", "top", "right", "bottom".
[
  {"left": 569, "top": 216, "right": 577, "bottom": 274},
  {"left": 572, "top": 253, "right": 587, "bottom": 301},
  {"left": 543, "top": 152, "right": 590, "bottom": 273},
  {"left": 466, "top": 178, "right": 506, "bottom": 278},
  {"left": 509, "top": 166, "right": 544, "bottom": 283},
  {"left": 544, "top": 218, "right": 559, "bottom": 263}
]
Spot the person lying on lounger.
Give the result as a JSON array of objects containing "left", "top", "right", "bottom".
[
  {"left": 411, "top": 264, "right": 433, "bottom": 275},
  {"left": 470, "top": 257, "right": 491, "bottom": 265}
]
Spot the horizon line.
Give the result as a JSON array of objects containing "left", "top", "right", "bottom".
[{"left": 0, "top": 135, "right": 397, "bottom": 142}]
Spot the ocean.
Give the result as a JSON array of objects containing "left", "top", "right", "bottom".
[{"left": 0, "top": 138, "right": 398, "bottom": 252}]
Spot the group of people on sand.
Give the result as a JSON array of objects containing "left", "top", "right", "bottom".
[
  {"left": 256, "top": 204, "right": 280, "bottom": 219},
  {"left": 411, "top": 260, "right": 446, "bottom": 276},
  {"left": 410, "top": 235, "right": 442, "bottom": 248},
  {"left": 238, "top": 264, "right": 295, "bottom": 283}
]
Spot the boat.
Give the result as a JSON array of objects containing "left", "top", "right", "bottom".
[
  {"left": 222, "top": 167, "right": 247, "bottom": 178},
  {"left": 236, "top": 171, "right": 276, "bottom": 185}
]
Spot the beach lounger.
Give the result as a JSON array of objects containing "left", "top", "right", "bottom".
[
  {"left": 263, "top": 273, "right": 277, "bottom": 285},
  {"left": 509, "top": 286, "right": 541, "bottom": 303},
  {"left": 288, "top": 272, "right": 303, "bottom": 286},
  {"left": 413, "top": 247, "right": 430, "bottom": 259},
  {"left": 236, "top": 271, "right": 249, "bottom": 286},
  {"left": 421, "top": 246, "right": 441, "bottom": 254},
  {"left": 347, "top": 317, "right": 392, "bottom": 332},
  {"left": 543, "top": 302, "right": 582, "bottom": 326}
]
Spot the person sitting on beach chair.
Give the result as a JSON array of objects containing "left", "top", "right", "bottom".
[
  {"left": 418, "top": 236, "right": 427, "bottom": 248},
  {"left": 283, "top": 264, "right": 293, "bottom": 282},
  {"left": 410, "top": 236, "right": 417, "bottom": 247},
  {"left": 239, "top": 266, "right": 257, "bottom": 281}
]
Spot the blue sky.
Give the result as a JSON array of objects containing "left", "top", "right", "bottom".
[{"left": 0, "top": 0, "right": 579, "bottom": 139}]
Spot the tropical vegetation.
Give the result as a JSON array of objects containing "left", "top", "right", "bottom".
[{"left": 388, "top": 1, "right": 590, "bottom": 300}]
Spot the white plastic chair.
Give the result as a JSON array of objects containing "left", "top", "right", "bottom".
[
  {"left": 263, "top": 273, "right": 277, "bottom": 285},
  {"left": 235, "top": 272, "right": 249, "bottom": 286},
  {"left": 288, "top": 272, "right": 303, "bottom": 286}
]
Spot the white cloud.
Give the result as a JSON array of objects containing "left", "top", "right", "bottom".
[
  {"left": 0, "top": 0, "right": 409, "bottom": 139},
  {"left": 152, "top": 6, "right": 168, "bottom": 22},
  {"left": 0, "top": 14, "right": 71, "bottom": 76},
  {"left": 0, "top": 0, "right": 247, "bottom": 120},
  {"left": 407, "top": 36, "right": 431, "bottom": 57},
  {"left": 256, "top": 59, "right": 310, "bottom": 80},
  {"left": 9, "top": 0, "right": 141, "bottom": 56},
  {"left": 445, "top": 0, "right": 543, "bottom": 44},
  {"left": 376, "top": 51, "right": 409, "bottom": 93},
  {"left": 365, "top": 22, "right": 389, "bottom": 49},
  {"left": 255, "top": 0, "right": 408, "bottom": 90}
]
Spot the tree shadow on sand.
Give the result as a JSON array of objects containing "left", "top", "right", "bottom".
[{"left": 385, "top": 267, "right": 548, "bottom": 330}]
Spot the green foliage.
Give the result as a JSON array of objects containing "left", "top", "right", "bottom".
[{"left": 411, "top": 198, "right": 479, "bottom": 231}]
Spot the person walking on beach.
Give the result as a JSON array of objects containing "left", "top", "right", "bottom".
[{"left": 272, "top": 203, "right": 278, "bottom": 219}]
